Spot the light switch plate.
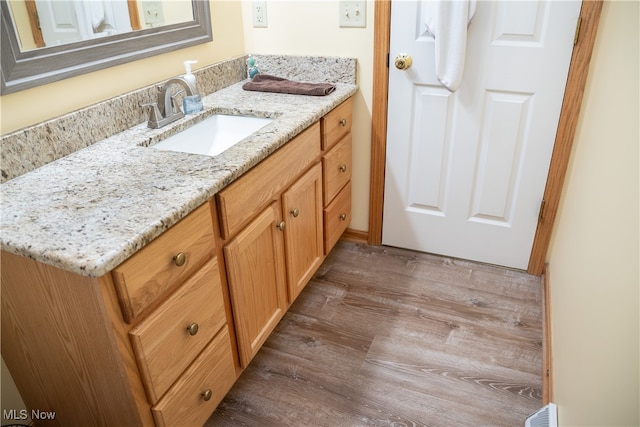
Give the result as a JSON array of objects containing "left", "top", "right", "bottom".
[
  {"left": 339, "top": 1, "right": 366, "bottom": 28},
  {"left": 252, "top": 1, "right": 268, "bottom": 28},
  {"left": 142, "top": 1, "right": 164, "bottom": 27}
]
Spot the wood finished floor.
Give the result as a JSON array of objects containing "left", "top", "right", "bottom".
[{"left": 207, "top": 242, "right": 543, "bottom": 427}]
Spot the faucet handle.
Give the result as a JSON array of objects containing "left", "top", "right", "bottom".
[
  {"left": 170, "top": 89, "right": 186, "bottom": 114},
  {"left": 140, "top": 102, "right": 162, "bottom": 128}
]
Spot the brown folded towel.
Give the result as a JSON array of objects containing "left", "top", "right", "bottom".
[{"left": 242, "top": 74, "right": 336, "bottom": 96}]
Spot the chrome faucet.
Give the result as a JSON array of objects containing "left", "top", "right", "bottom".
[{"left": 141, "top": 76, "right": 198, "bottom": 129}]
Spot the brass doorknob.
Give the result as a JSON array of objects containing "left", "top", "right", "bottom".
[
  {"left": 394, "top": 53, "right": 413, "bottom": 70},
  {"left": 173, "top": 252, "right": 186, "bottom": 267}
]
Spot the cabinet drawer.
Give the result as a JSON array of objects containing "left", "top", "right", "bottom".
[
  {"left": 322, "top": 134, "right": 352, "bottom": 205},
  {"left": 321, "top": 98, "right": 352, "bottom": 150},
  {"left": 217, "top": 122, "right": 321, "bottom": 239},
  {"left": 152, "top": 326, "right": 236, "bottom": 427},
  {"left": 112, "top": 203, "right": 215, "bottom": 323},
  {"left": 324, "top": 181, "right": 351, "bottom": 254},
  {"left": 129, "top": 257, "right": 226, "bottom": 403}
]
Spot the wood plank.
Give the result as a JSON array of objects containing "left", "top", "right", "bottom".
[{"left": 208, "top": 242, "right": 543, "bottom": 425}]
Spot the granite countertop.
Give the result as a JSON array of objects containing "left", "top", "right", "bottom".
[{"left": 0, "top": 81, "right": 357, "bottom": 277}]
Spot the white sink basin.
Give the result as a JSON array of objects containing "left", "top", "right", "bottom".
[{"left": 150, "top": 114, "right": 273, "bottom": 157}]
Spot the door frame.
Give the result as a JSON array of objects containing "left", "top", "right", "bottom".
[{"left": 367, "top": 0, "right": 603, "bottom": 275}]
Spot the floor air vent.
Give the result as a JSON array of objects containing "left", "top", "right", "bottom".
[{"left": 525, "top": 403, "right": 558, "bottom": 427}]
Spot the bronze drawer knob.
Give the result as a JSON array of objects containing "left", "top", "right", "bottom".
[
  {"left": 202, "top": 389, "right": 212, "bottom": 401},
  {"left": 173, "top": 252, "right": 186, "bottom": 267},
  {"left": 339, "top": 164, "right": 347, "bottom": 173},
  {"left": 339, "top": 118, "right": 347, "bottom": 127},
  {"left": 290, "top": 208, "right": 300, "bottom": 218},
  {"left": 186, "top": 323, "right": 199, "bottom": 336},
  {"left": 339, "top": 213, "right": 347, "bottom": 221},
  {"left": 276, "top": 221, "right": 286, "bottom": 231}
]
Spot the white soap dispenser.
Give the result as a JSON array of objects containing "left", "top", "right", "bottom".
[
  {"left": 181, "top": 60, "right": 202, "bottom": 114},
  {"left": 182, "top": 60, "right": 198, "bottom": 89}
]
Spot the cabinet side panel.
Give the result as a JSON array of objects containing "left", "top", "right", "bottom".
[
  {"left": 0, "top": 251, "right": 147, "bottom": 426},
  {"left": 98, "top": 271, "right": 158, "bottom": 427}
]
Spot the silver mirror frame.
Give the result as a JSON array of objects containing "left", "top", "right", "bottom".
[{"left": 1, "top": 1, "right": 212, "bottom": 95}]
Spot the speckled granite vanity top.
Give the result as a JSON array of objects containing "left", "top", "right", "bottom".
[{"left": 1, "top": 80, "right": 357, "bottom": 277}]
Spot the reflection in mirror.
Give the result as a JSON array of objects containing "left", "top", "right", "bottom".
[
  {"left": 8, "top": 0, "right": 194, "bottom": 51},
  {"left": 1, "top": 0, "right": 211, "bottom": 94}
]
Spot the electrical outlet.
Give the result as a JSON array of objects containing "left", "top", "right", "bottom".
[
  {"left": 339, "top": 1, "right": 366, "bottom": 28},
  {"left": 252, "top": 1, "right": 268, "bottom": 28}
]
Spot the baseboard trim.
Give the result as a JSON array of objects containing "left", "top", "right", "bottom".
[
  {"left": 340, "top": 228, "right": 369, "bottom": 245},
  {"left": 542, "top": 263, "right": 553, "bottom": 404}
]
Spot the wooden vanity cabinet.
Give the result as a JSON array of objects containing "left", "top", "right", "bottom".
[
  {"left": 216, "top": 100, "right": 352, "bottom": 369},
  {"left": 217, "top": 123, "right": 324, "bottom": 367},
  {"left": 0, "top": 201, "right": 237, "bottom": 427},
  {"left": 222, "top": 162, "right": 324, "bottom": 368},
  {"left": 0, "top": 98, "right": 353, "bottom": 426}
]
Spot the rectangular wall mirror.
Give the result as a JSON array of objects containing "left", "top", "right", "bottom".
[{"left": 1, "top": 0, "right": 212, "bottom": 95}]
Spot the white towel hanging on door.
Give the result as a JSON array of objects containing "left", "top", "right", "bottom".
[{"left": 423, "top": 0, "right": 477, "bottom": 92}]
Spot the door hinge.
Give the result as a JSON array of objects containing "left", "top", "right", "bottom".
[
  {"left": 574, "top": 16, "right": 582, "bottom": 45},
  {"left": 538, "top": 199, "right": 546, "bottom": 223}
]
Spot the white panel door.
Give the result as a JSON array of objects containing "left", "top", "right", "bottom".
[
  {"left": 35, "top": 1, "right": 87, "bottom": 46},
  {"left": 382, "top": 0, "right": 581, "bottom": 269},
  {"left": 35, "top": 0, "right": 132, "bottom": 46}
]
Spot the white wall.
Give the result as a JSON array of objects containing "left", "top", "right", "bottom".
[
  {"left": 241, "top": 0, "right": 374, "bottom": 232},
  {"left": 546, "top": 1, "right": 639, "bottom": 425}
]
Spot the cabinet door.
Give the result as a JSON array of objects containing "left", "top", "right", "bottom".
[
  {"left": 223, "top": 202, "right": 287, "bottom": 367},
  {"left": 282, "top": 163, "right": 324, "bottom": 303}
]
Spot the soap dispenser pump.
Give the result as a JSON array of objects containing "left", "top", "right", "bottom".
[
  {"left": 182, "top": 60, "right": 198, "bottom": 88},
  {"left": 181, "top": 59, "right": 202, "bottom": 114}
]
